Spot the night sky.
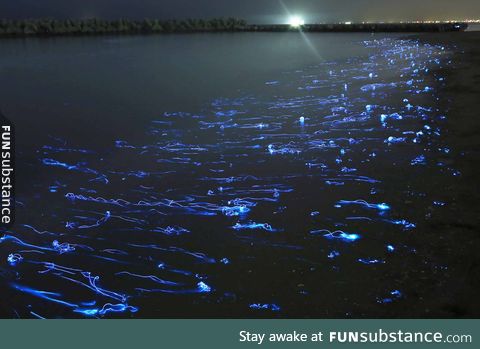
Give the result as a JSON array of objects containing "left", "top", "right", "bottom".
[{"left": 1, "top": 0, "right": 479, "bottom": 23}]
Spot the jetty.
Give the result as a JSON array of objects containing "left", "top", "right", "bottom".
[
  {"left": 0, "top": 19, "right": 467, "bottom": 37},
  {"left": 246, "top": 22, "right": 468, "bottom": 32}
]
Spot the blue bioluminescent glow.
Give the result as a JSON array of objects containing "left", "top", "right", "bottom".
[
  {"left": 336, "top": 200, "right": 391, "bottom": 211},
  {"left": 1, "top": 234, "right": 56, "bottom": 252},
  {"left": 232, "top": 222, "right": 276, "bottom": 232},
  {"left": 52, "top": 240, "right": 76, "bottom": 254},
  {"left": 30, "top": 311, "right": 46, "bottom": 319},
  {"left": 411, "top": 155, "right": 427, "bottom": 165},
  {"left": 380, "top": 112, "right": 403, "bottom": 123},
  {"left": 385, "top": 136, "right": 407, "bottom": 144},
  {"left": 378, "top": 290, "right": 403, "bottom": 304},
  {"left": 222, "top": 205, "right": 251, "bottom": 216},
  {"left": 152, "top": 226, "right": 190, "bottom": 236},
  {"left": 42, "top": 158, "right": 108, "bottom": 183},
  {"left": 220, "top": 257, "right": 230, "bottom": 265},
  {"left": 197, "top": 281, "right": 212, "bottom": 293},
  {"left": 358, "top": 258, "right": 385, "bottom": 265},
  {"left": 9, "top": 36, "right": 458, "bottom": 318},
  {"left": 7, "top": 253, "right": 23, "bottom": 266},
  {"left": 74, "top": 211, "right": 111, "bottom": 229},
  {"left": 328, "top": 251, "right": 340, "bottom": 259},
  {"left": 311, "top": 229, "right": 361, "bottom": 243},
  {"left": 74, "top": 303, "right": 138, "bottom": 316},
  {"left": 267, "top": 143, "right": 301, "bottom": 155},
  {"left": 11, "top": 283, "right": 79, "bottom": 308},
  {"left": 386, "top": 219, "right": 416, "bottom": 230},
  {"left": 116, "top": 271, "right": 182, "bottom": 286},
  {"left": 249, "top": 303, "right": 280, "bottom": 311}
]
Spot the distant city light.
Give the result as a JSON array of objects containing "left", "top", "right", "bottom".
[{"left": 289, "top": 16, "right": 305, "bottom": 27}]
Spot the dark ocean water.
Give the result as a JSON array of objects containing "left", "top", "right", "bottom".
[{"left": 0, "top": 33, "right": 464, "bottom": 318}]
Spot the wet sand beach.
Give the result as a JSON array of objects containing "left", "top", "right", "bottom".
[{"left": 401, "top": 31, "right": 480, "bottom": 317}]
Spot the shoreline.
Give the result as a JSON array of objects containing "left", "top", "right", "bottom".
[
  {"left": 0, "top": 20, "right": 467, "bottom": 38},
  {"left": 402, "top": 32, "right": 480, "bottom": 317},
  {"left": 0, "top": 29, "right": 478, "bottom": 318}
]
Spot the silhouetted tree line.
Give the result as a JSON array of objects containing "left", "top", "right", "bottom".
[
  {"left": 0, "top": 18, "right": 249, "bottom": 37},
  {"left": 0, "top": 19, "right": 466, "bottom": 37}
]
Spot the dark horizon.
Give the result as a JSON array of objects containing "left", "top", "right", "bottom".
[{"left": 1, "top": 0, "right": 479, "bottom": 24}]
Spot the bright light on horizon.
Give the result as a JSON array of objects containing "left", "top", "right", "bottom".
[{"left": 289, "top": 16, "right": 305, "bottom": 27}]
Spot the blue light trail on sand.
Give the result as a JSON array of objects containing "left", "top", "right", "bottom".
[
  {"left": 52, "top": 240, "right": 76, "bottom": 254},
  {"left": 152, "top": 226, "right": 190, "bottom": 236},
  {"left": 328, "top": 251, "right": 340, "bottom": 259},
  {"left": 11, "top": 283, "right": 138, "bottom": 316},
  {"left": 1, "top": 235, "right": 56, "bottom": 252},
  {"left": 69, "top": 211, "right": 111, "bottom": 230},
  {"left": 311, "top": 230, "right": 361, "bottom": 243},
  {"left": 7, "top": 253, "right": 23, "bottom": 266},
  {"left": 11, "top": 283, "right": 79, "bottom": 308},
  {"left": 336, "top": 200, "right": 391, "bottom": 211},
  {"left": 222, "top": 205, "right": 251, "bottom": 216},
  {"left": 42, "top": 158, "right": 108, "bottom": 183},
  {"left": 386, "top": 219, "right": 416, "bottom": 230},
  {"left": 197, "top": 281, "right": 212, "bottom": 293},
  {"left": 232, "top": 222, "right": 276, "bottom": 232},
  {"left": 378, "top": 290, "right": 403, "bottom": 304},
  {"left": 74, "top": 303, "right": 139, "bottom": 316},
  {"left": 249, "top": 303, "right": 280, "bottom": 312},
  {"left": 358, "top": 258, "right": 385, "bottom": 265}
]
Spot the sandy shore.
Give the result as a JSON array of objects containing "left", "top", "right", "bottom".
[{"left": 399, "top": 32, "right": 480, "bottom": 317}]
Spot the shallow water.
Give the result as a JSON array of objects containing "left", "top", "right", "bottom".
[{"left": 0, "top": 33, "right": 463, "bottom": 318}]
